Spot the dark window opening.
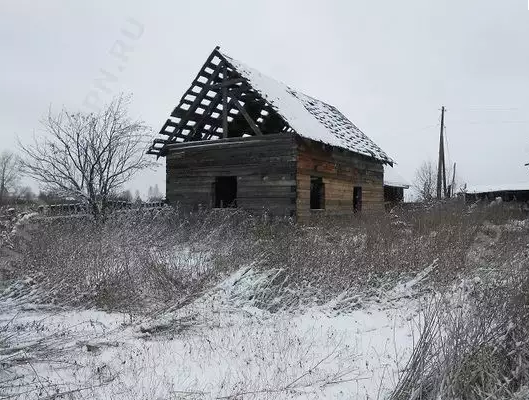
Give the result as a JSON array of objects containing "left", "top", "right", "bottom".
[
  {"left": 214, "top": 176, "right": 237, "bottom": 208},
  {"left": 310, "top": 176, "right": 325, "bottom": 209},
  {"left": 353, "top": 186, "right": 362, "bottom": 212}
]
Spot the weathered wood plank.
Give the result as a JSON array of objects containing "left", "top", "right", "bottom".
[
  {"left": 166, "top": 132, "right": 296, "bottom": 216},
  {"left": 296, "top": 141, "right": 384, "bottom": 222}
]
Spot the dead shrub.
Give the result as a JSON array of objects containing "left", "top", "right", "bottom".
[{"left": 391, "top": 262, "right": 529, "bottom": 400}]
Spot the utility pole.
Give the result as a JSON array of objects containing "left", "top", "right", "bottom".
[
  {"left": 436, "top": 106, "right": 447, "bottom": 200},
  {"left": 450, "top": 162, "right": 456, "bottom": 198}
]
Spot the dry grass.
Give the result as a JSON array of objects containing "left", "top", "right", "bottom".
[
  {"left": 391, "top": 262, "right": 529, "bottom": 400},
  {"left": 2, "top": 209, "right": 262, "bottom": 312},
  {"left": 2, "top": 200, "right": 528, "bottom": 314},
  {"left": 250, "top": 201, "right": 528, "bottom": 307}
]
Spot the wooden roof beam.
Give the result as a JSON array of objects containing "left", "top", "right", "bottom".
[
  {"left": 209, "top": 78, "right": 246, "bottom": 89},
  {"left": 164, "top": 52, "right": 226, "bottom": 143},
  {"left": 229, "top": 97, "right": 262, "bottom": 136},
  {"left": 189, "top": 91, "right": 224, "bottom": 140}
]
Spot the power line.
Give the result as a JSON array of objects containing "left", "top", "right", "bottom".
[
  {"left": 451, "top": 106, "right": 525, "bottom": 111},
  {"left": 448, "top": 120, "right": 529, "bottom": 125},
  {"left": 388, "top": 123, "right": 439, "bottom": 138}
]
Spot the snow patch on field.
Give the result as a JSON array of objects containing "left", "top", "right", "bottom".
[{"left": 0, "top": 267, "right": 426, "bottom": 399}]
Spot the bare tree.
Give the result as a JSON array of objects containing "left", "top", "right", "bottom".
[
  {"left": 19, "top": 95, "right": 152, "bottom": 221},
  {"left": 414, "top": 160, "right": 459, "bottom": 201},
  {"left": 134, "top": 189, "right": 142, "bottom": 205},
  {"left": 414, "top": 160, "right": 437, "bottom": 201},
  {"left": 147, "top": 184, "right": 162, "bottom": 201},
  {"left": 0, "top": 151, "right": 20, "bottom": 205}
]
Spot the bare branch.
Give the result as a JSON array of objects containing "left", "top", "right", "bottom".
[
  {"left": 0, "top": 151, "right": 21, "bottom": 205},
  {"left": 413, "top": 160, "right": 436, "bottom": 201},
  {"left": 19, "top": 94, "right": 154, "bottom": 221}
]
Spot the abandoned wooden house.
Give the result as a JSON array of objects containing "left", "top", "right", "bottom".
[{"left": 148, "top": 47, "right": 394, "bottom": 221}]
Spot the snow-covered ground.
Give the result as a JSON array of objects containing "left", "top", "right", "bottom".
[{"left": 0, "top": 266, "right": 428, "bottom": 400}]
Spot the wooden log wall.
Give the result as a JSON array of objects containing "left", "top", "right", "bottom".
[
  {"left": 165, "top": 133, "right": 297, "bottom": 216},
  {"left": 296, "top": 138, "right": 384, "bottom": 222}
]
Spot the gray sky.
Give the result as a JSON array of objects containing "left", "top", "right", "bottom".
[{"left": 2, "top": 0, "right": 529, "bottom": 198}]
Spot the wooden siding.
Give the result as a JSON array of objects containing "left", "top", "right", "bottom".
[
  {"left": 165, "top": 134, "right": 297, "bottom": 216},
  {"left": 296, "top": 139, "right": 384, "bottom": 222}
]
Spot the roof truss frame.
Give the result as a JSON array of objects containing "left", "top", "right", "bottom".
[{"left": 148, "top": 47, "right": 291, "bottom": 156}]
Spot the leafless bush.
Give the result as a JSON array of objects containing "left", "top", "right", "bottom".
[
  {"left": 391, "top": 262, "right": 529, "bottom": 400},
  {"left": 413, "top": 160, "right": 459, "bottom": 201},
  {"left": 414, "top": 160, "right": 437, "bottom": 201}
]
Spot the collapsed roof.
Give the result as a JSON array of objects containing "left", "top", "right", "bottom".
[{"left": 149, "top": 47, "right": 392, "bottom": 165}]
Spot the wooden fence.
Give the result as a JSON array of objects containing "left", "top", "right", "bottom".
[{"left": 38, "top": 201, "right": 167, "bottom": 216}]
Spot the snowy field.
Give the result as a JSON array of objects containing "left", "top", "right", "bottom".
[
  {"left": 0, "top": 266, "right": 428, "bottom": 400},
  {"left": 3, "top": 208, "right": 528, "bottom": 399}
]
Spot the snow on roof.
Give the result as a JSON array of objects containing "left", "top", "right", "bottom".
[
  {"left": 465, "top": 183, "right": 529, "bottom": 194},
  {"left": 221, "top": 51, "right": 393, "bottom": 164},
  {"left": 383, "top": 167, "right": 410, "bottom": 188}
]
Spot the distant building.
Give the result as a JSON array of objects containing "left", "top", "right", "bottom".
[
  {"left": 383, "top": 167, "right": 410, "bottom": 207},
  {"left": 464, "top": 183, "right": 529, "bottom": 203},
  {"left": 149, "top": 47, "right": 394, "bottom": 221}
]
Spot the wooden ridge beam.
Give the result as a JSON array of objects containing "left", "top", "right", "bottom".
[{"left": 168, "top": 111, "right": 222, "bottom": 127}]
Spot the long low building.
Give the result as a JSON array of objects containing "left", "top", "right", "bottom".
[{"left": 464, "top": 183, "right": 529, "bottom": 203}]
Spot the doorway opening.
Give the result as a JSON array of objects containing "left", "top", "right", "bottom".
[
  {"left": 310, "top": 176, "right": 325, "bottom": 209},
  {"left": 214, "top": 176, "right": 237, "bottom": 208},
  {"left": 353, "top": 186, "right": 362, "bottom": 212}
]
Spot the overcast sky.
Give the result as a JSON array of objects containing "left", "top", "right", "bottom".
[{"left": 2, "top": 0, "right": 529, "bottom": 198}]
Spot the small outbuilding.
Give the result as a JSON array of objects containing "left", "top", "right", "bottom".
[
  {"left": 383, "top": 167, "right": 410, "bottom": 207},
  {"left": 149, "top": 47, "right": 393, "bottom": 221}
]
